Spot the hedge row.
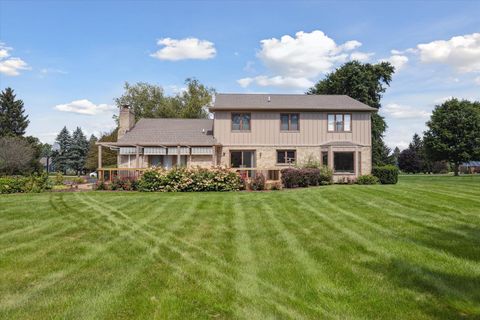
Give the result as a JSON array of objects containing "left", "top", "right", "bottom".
[
  {"left": 281, "top": 166, "right": 333, "bottom": 188},
  {"left": 0, "top": 173, "right": 52, "bottom": 194},
  {"left": 137, "top": 167, "right": 243, "bottom": 192},
  {"left": 372, "top": 165, "right": 399, "bottom": 184}
]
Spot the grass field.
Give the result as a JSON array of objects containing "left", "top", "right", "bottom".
[{"left": 1, "top": 175, "right": 479, "bottom": 319}]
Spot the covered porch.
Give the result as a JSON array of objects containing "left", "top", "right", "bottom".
[{"left": 96, "top": 143, "right": 219, "bottom": 181}]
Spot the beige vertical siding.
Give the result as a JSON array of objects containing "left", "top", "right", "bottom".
[{"left": 213, "top": 111, "right": 371, "bottom": 146}]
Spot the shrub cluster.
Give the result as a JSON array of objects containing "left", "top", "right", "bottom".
[
  {"left": 357, "top": 174, "right": 380, "bottom": 185},
  {"left": 0, "top": 173, "right": 52, "bottom": 194},
  {"left": 249, "top": 173, "right": 266, "bottom": 191},
  {"left": 137, "top": 167, "right": 243, "bottom": 192},
  {"left": 94, "top": 176, "right": 139, "bottom": 191},
  {"left": 281, "top": 166, "right": 332, "bottom": 188},
  {"left": 372, "top": 165, "right": 399, "bottom": 184}
]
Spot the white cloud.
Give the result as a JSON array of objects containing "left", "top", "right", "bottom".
[
  {"left": 350, "top": 51, "right": 374, "bottom": 62},
  {"left": 150, "top": 37, "right": 216, "bottom": 61},
  {"left": 475, "top": 76, "right": 480, "bottom": 85},
  {"left": 383, "top": 103, "right": 430, "bottom": 119},
  {"left": 237, "top": 75, "right": 314, "bottom": 89},
  {"left": 256, "top": 30, "right": 364, "bottom": 78},
  {"left": 238, "top": 30, "right": 370, "bottom": 89},
  {"left": 416, "top": 33, "right": 480, "bottom": 73},
  {"left": 382, "top": 54, "right": 409, "bottom": 71},
  {"left": 40, "top": 68, "right": 67, "bottom": 75},
  {"left": 0, "top": 44, "right": 30, "bottom": 76},
  {"left": 54, "top": 99, "right": 115, "bottom": 115}
]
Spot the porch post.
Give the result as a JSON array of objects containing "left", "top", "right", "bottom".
[
  {"left": 328, "top": 146, "right": 333, "bottom": 170},
  {"left": 354, "top": 146, "right": 359, "bottom": 176},
  {"left": 135, "top": 146, "right": 140, "bottom": 168},
  {"left": 212, "top": 146, "right": 216, "bottom": 166},
  {"left": 177, "top": 146, "right": 181, "bottom": 166},
  {"left": 98, "top": 145, "right": 102, "bottom": 169}
]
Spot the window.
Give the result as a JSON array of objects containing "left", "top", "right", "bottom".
[
  {"left": 232, "top": 113, "right": 251, "bottom": 131},
  {"left": 280, "top": 113, "right": 299, "bottom": 131},
  {"left": 322, "top": 151, "right": 328, "bottom": 167},
  {"left": 230, "top": 151, "right": 255, "bottom": 168},
  {"left": 328, "top": 113, "right": 351, "bottom": 132},
  {"left": 277, "top": 150, "right": 296, "bottom": 164},
  {"left": 334, "top": 152, "right": 354, "bottom": 173}
]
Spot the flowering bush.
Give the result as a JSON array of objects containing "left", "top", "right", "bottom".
[
  {"left": 111, "top": 176, "right": 138, "bottom": 191},
  {"left": 249, "top": 173, "right": 266, "bottom": 191},
  {"left": 138, "top": 167, "right": 243, "bottom": 192}
]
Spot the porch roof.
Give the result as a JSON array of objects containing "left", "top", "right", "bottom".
[{"left": 112, "top": 118, "right": 217, "bottom": 147}]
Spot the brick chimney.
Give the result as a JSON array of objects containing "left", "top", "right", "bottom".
[{"left": 118, "top": 105, "right": 135, "bottom": 140}]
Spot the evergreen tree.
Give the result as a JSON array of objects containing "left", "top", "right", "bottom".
[
  {"left": 392, "top": 147, "right": 401, "bottom": 167},
  {"left": 0, "top": 87, "right": 30, "bottom": 137},
  {"left": 85, "top": 134, "right": 99, "bottom": 172},
  {"left": 52, "top": 126, "right": 72, "bottom": 174},
  {"left": 70, "top": 127, "right": 89, "bottom": 175},
  {"left": 85, "top": 129, "right": 118, "bottom": 171}
]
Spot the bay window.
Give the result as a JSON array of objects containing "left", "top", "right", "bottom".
[{"left": 333, "top": 152, "right": 354, "bottom": 173}]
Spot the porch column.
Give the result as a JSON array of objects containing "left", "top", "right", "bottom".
[
  {"left": 177, "top": 146, "right": 181, "bottom": 166},
  {"left": 98, "top": 145, "right": 102, "bottom": 169},
  {"left": 135, "top": 146, "right": 140, "bottom": 168},
  {"left": 328, "top": 146, "right": 333, "bottom": 170},
  {"left": 212, "top": 146, "right": 216, "bottom": 166},
  {"left": 354, "top": 146, "right": 359, "bottom": 176}
]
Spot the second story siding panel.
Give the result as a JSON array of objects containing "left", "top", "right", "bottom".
[{"left": 214, "top": 111, "right": 371, "bottom": 146}]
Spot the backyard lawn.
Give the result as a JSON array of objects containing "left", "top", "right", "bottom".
[{"left": 0, "top": 175, "right": 479, "bottom": 319}]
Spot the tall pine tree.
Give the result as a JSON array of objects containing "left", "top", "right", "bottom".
[
  {"left": 69, "top": 127, "right": 89, "bottom": 175},
  {"left": 52, "top": 126, "right": 72, "bottom": 174},
  {"left": 0, "top": 88, "right": 30, "bottom": 137}
]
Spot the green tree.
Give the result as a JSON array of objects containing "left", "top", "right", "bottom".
[
  {"left": 114, "top": 78, "right": 214, "bottom": 121},
  {"left": 52, "top": 126, "right": 72, "bottom": 174},
  {"left": 424, "top": 98, "right": 480, "bottom": 176},
  {"left": 0, "top": 87, "right": 30, "bottom": 137},
  {"left": 0, "top": 136, "right": 35, "bottom": 175},
  {"left": 85, "top": 129, "right": 118, "bottom": 171},
  {"left": 175, "top": 78, "right": 215, "bottom": 119},
  {"left": 84, "top": 134, "right": 98, "bottom": 172},
  {"left": 70, "top": 127, "right": 89, "bottom": 175},
  {"left": 40, "top": 143, "right": 53, "bottom": 173},
  {"left": 392, "top": 147, "right": 401, "bottom": 167},
  {"left": 308, "top": 61, "right": 395, "bottom": 166}
]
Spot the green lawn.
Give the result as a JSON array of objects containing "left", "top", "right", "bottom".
[{"left": 1, "top": 176, "right": 479, "bottom": 319}]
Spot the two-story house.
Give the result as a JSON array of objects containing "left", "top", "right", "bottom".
[{"left": 97, "top": 93, "right": 375, "bottom": 181}]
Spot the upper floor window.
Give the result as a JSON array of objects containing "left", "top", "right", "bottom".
[
  {"left": 328, "top": 113, "right": 351, "bottom": 132},
  {"left": 232, "top": 113, "right": 251, "bottom": 131},
  {"left": 280, "top": 113, "right": 299, "bottom": 131}
]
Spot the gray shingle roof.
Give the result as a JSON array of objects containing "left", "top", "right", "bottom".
[
  {"left": 116, "top": 118, "right": 216, "bottom": 146},
  {"left": 210, "top": 93, "right": 376, "bottom": 111}
]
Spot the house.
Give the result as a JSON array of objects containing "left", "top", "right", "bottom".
[
  {"left": 97, "top": 93, "right": 375, "bottom": 182},
  {"left": 460, "top": 161, "right": 480, "bottom": 174}
]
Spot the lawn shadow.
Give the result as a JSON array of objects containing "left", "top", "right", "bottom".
[{"left": 363, "top": 257, "right": 480, "bottom": 319}]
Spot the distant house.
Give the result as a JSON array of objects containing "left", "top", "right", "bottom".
[
  {"left": 460, "top": 161, "right": 480, "bottom": 174},
  {"left": 97, "top": 93, "right": 375, "bottom": 182}
]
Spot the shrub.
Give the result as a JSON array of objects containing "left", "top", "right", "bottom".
[
  {"left": 336, "top": 176, "right": 356, "bottom": 184},
  {"left": 432, "top": 161, "right": 449, "bottom": 174},
  {"left": 54, "top": 172, "right": 64, "bottom": 185},
  {"left": 281, "top": 166, "right": 332, "bottom": 188},
  {"left": 0, "top": 176, "right": 26, "bottom": 194},
  {"left": 269, "top": 182, "right": 282, "bottom": 190},
  {"left": 296, "top": 154, "right": 321, "bottom": 169},
  {"left": 319, "top": 166, "right": 333, "bottom": 185},
  {"left": 249, "top": 173, "right": 266, "bottom": 191},
  {"left": 111, "top": 176, "right": 138, "bottom": 191},
  {"left": 138, "top": 167, "right": 243, "bottom": 192},
  {"left": 72, "top": 176, "right": 85, "bottom": 184},
  {"left": 372, "top": 165, "right": 399, "bottom": 184},
  {"left": 24, "top": 172, "right": 52, "bottom": 193},
  {"left": 94, "top": 180, "right": 109, "bottom": 191},
  {"left": 0, "top": 173, "right": 52, "bottom": 194},
  {"left": 357, "top": 174, "right": 380, "bottom": 185}
]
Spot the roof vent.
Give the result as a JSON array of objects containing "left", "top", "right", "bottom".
[{"left": 267, "top": 96, "right": 271, "bottom": 102}]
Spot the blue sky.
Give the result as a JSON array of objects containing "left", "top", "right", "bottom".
[{"left": 1, "top": 0, "right": 479, "bottom": 149}]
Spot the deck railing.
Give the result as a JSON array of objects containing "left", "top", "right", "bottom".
[{"left": 97, "top": 167, "right": 282, "bottom": 182}]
